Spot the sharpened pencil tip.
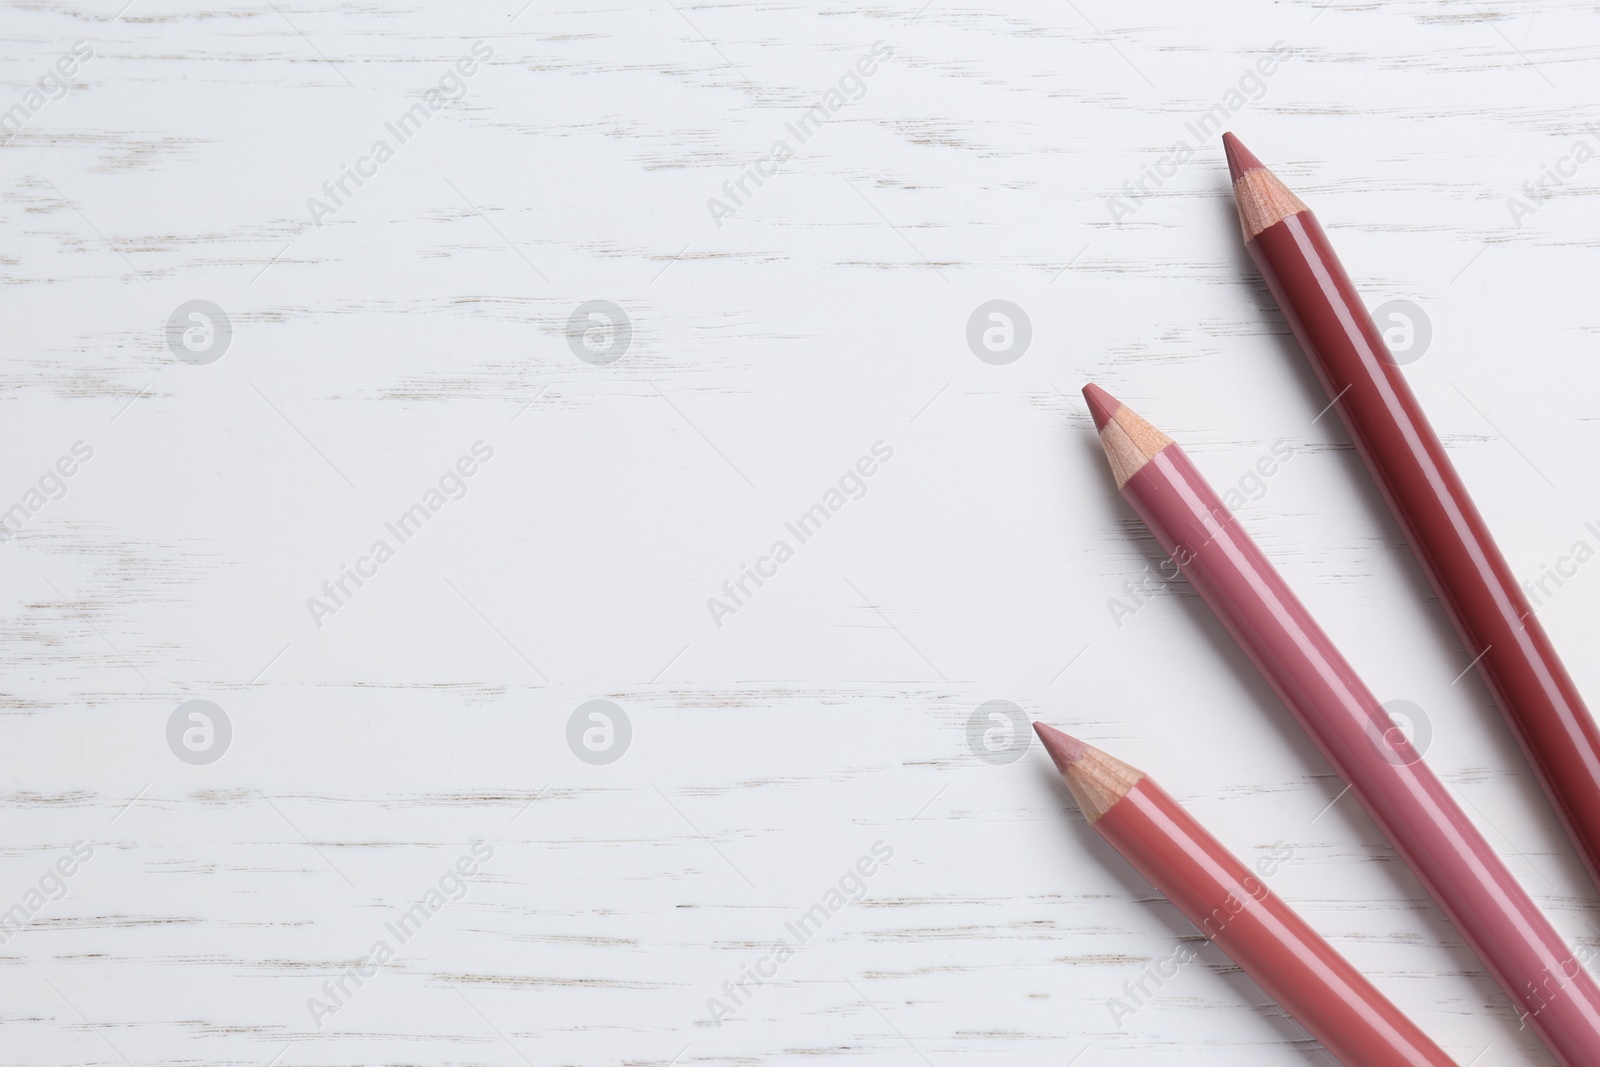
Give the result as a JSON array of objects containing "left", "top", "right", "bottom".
[
  {"left": 1227, "top": 137, "right": 1309, "bottom": 239},
  {"left": 1033, "top": 722, "right": 1087, "bottom": 774},
  {"left": 1082, "top": 383, "right": 1121, "bottom": 432},
  {"left": 1088, "top": 393, "right": 1176, "bottom": 490},
  {"left": 1222, "top": 132, "right": 1264, "bottom": 183}
]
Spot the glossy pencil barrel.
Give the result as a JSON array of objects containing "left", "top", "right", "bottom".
[
  {"left": 1244, "top": 205, "right": 1600, "bottom": 896},
  {"left": 1096, "top": 777, "right": 1456, "bottom": 1066},
  {"left": 1121, "top": 444, "right": 1600, "bottom": 1066}
]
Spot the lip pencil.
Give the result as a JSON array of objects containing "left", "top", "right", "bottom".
[
  {"left": 1083, "top": 384, "right": 1600, "bottom": 1066},
  {"left": 1222, "top": 132, "right": 1600, "bottom": 898},
  {"left": 1035, "top": 722, "right": 1457, "bottom": 1066}
]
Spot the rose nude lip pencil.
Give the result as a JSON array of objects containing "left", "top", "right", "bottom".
[
  {"left": 1034, "top": 722, "right": 1458, "bottom": 1066},
  {"left": 1223, "top": 132, "right": 1600, "bottom": 901},
  {"left": 1084, "top": 383, "right": 1600, "bottom": 1067}
]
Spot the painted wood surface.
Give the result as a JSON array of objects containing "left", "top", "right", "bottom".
[{"left": 3, "top": 1, "right": 1599, "bottom": 1063}]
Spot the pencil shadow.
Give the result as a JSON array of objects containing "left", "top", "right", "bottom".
[{"left": 1030, "top": 760, "right": 1341, "bottom": 1063}]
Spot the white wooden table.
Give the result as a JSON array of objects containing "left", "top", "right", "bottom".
[{"left": 4, "top": 2, "right": 1598, "bottom": 1063}]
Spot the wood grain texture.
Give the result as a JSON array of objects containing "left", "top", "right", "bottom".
[{"left": 3, "top": 1, "right": 1600, "bottom": 1064}]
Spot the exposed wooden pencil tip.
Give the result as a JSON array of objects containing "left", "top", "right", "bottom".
[
  {"left": 1034, "top": 721, "right": 1087, "bottom": 773},
  {"left": 1034, "top": 725, "right": 1145, "bottom": 823},
  {"left": 1081, "top": 383, "right": 1121, "bottom": 432},
  {"left": 1089, "top": 395, "right": 1175, "bottom": 490},
  {"left": 1226, "top": 137, "right": 1309, "bottom": 240},
  {"left": 1222, "top": 132, "right": 1264, "bottom": 182}
]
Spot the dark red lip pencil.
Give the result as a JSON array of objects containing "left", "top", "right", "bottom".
[{"left": 1223, "top": 133, "right": 1600, "bottom": 899}]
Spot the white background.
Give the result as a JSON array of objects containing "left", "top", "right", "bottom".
[{"left": 3, "top": 2, "right": 1599, "bottom": 1064}]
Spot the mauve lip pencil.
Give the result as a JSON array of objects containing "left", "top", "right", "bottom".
[
  {"left": 1084, "top": 383, "right": 1600, "bottom": 1067},
  {"left": 1223, "top": 131, "right": 1600, "bottom": 902},
  {"left": 1036, "top": 722, "right": 1458, "bottom": 1066}
]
